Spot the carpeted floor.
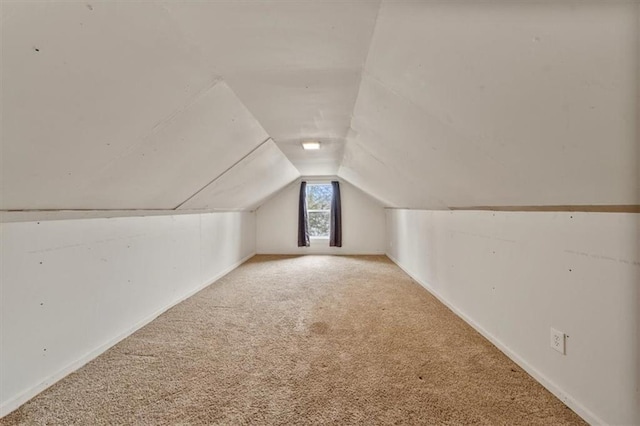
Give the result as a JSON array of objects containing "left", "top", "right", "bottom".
[{"left": 2, "top": 255, "right": 585, "bottom": 425}]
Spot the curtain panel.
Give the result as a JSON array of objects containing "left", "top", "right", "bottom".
[
  {"left": 330, "top": 181, "right": 342, "bottom": 247},
  {"left": 297, "top": 181, "right": 310, "bottom": 247}
]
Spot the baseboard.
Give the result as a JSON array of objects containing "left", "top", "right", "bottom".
[
  {"left": 385, "top": 253, "right": 603, "bottom": 426},
  {"left": 255, "top": 250, "right": 387, "bottom": 255},
  {"left": 0, "top": 252, "right": 255, "bottom": 418}
]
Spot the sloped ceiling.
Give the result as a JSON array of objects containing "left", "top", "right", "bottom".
[
  {"left": 339, "top": 0, "right": 639, "bottom": 209},
  {"left": 165, "top": 1, "right": 381, "bottom": 176},
  {"left": 1, "top": 1, "right": 638, "bottom": 213},
  {"left": 0, "top": 0, "right": 379, "bottom": 213},
  {"left": 178, "top": 140, "right": 299, "bottom": 211},
  {"left": 1, "top": 2, "right": 294, "bottom": 211}
]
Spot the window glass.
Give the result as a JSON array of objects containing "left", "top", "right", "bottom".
[{"left": 306, "top": 184, "right": 332, "bottom": 237}]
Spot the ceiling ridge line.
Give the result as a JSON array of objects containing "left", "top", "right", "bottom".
[
  {"left": 173, "top": 136, "right": 272, "bottom": 210},
  {"left": 250, "top": 176, "right": 300, "bottom": 212},
  {"left": 339, "top": 131, "right": 449, "bottom": 209},
  {"left": 356, "top": 69, "right": 532, "bottom": 187},
  {"left": 146, "top": 76, "right": 224, "bottom": 137},
  {"left": 337, "top": 0, "right": 384, "bottom": 173},
  {"left": 335, "top": 169, "right": 393, "bottom": 208}
]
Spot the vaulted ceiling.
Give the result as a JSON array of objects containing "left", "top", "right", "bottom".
[{"left": 1, "top": 1, "right": 638, "bottom": 213}]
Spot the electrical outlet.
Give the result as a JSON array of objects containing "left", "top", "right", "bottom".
[{"left": 550, "top": 328, "right": 565, "bottom": 355}]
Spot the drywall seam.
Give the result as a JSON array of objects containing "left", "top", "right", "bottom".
[
  {"left": 357, "top": 70, "right": 511, "bottom": 175},
  {"left": 178, "top": 140, "right": 300, "bottom": 211},
  {"left": 0, "top": 251, "right": 256, "bottom": 418},
  {"left": 173, "top": 137, "right": 272, "bottom": 210},
  {"left": 90, "top": 76, "right": 223, "bottom": 181},
  {"left": 385, "top": 253, "right": 603, "bottom": 426},
  {"left": 338, "top": 134, "right": 450, "bottom": 208},
  {"left": 334, "top": 172, "right": 391, "bottom": 208},
  {"left": 253, "top": 180, "right": 300, "bottom": 213},
  {"left": 246, "top": 175, "right": 300, "bottom": 212},
  {"left": 335, "top": 176, "right": 386, "bottom": 209}
]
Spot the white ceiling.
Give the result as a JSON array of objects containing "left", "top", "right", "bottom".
[
  {"left": 341, "top": 0, "right": 639, "bottom": 208},
  {"left": 1, "top": 1, "right": 638, "bottom": 212},
  {"left": 165, "top": 1, "right": 381, "bottom": 176},
  {"left": 178, "top": 139, "right": 300, "bottom": 211}
]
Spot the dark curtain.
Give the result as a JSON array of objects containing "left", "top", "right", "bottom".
[
  {"left": 297, "top": 181, "right": 310, "bottom": 247},
  {"left": 330, "top": 181, "right": 342, "bottom": 247}
]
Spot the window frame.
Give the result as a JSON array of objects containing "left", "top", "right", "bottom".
[{"left": 305, "top": 182, "right": 332, "bottom": 240}]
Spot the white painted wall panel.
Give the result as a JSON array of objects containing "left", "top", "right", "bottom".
[
  {"left": 386, "top": 209, "right": 640, "bottom": 425},
  {"left": 180, "top": 140, "right": 300, "bottom": 211},
  {"left": 256, "top": 179, "right": 385, "bottom": 255},
  {"left": 0, "top": 212, "right": 256, "bottom": 416}
]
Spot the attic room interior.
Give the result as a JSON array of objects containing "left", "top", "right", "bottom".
[{"left": 0, "top": 0, "right": 638, "bottom": 424}]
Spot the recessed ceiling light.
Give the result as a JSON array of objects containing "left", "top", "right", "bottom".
[{"left": 302, "top": 141, "right": 320, "bottom": 150}]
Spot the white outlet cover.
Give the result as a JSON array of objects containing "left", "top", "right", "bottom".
[{"left": 550, "top": 327, "right": 566, "bottom": 355}]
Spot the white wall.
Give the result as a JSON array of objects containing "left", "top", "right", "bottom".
[
  {"left": 256, "top": 179, "right": 385, "bottom": 255},
  {"left": 0, "top": 212, "right": 256, "bottom": 416},
  {"left": 386, "top": 209, "right": 639, "bottom": 426}
]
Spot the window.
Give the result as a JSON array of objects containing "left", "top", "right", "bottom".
[{"left": 306, "top": 183, "right": 332, "bottom": 238}]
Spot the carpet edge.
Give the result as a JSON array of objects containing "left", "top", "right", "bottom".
[
  {"left": 384, "top": 253, "right": 602, "bottom": 426},
  {"left": 0, "top": 251, "right": 256, "bottom": 419}
]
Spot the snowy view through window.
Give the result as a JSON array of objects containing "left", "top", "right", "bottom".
[{"left": 306, "top": 184, "right": 332, "bottom": 237}]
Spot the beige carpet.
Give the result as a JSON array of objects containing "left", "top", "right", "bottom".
[{"left": 2, "top": 255, "right": 585, "bottom": 425}]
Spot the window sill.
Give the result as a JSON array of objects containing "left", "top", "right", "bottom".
[{"left": 310, "top": 237, "right": 329, "bottom": 240}]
